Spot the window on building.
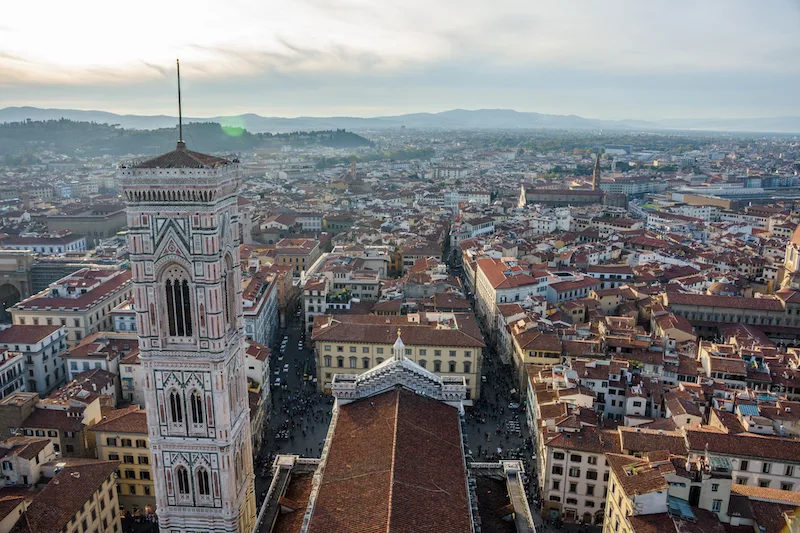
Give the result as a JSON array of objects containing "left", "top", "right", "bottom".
[
  {"left": 711, "top": 484, "right": 719, "bottom": 492},
  {"left": 434, "top": 350, "right": 441, "bottom": 357},
  {"left": 763, "top": 463, "right": 772, "bottom": 474},
  {"left": 465, "top": 351, "right": 471, "bottom": 358},
  {"left": 782, "top": 483, "right": 794, "bottom": 491},
  {"left": 740, "top": 460, "right": 749, "bottom": 471},
  {"left": 570, "top": 454, "right": 582, "bottom": 463},
  {"left": 712, "top": 500, "right": 722, "bottom": 513},
  {"left": 190, "top": 391, "right": 204, "bottom": 424},
  {"left": 349, "top": 346, "right": 356, "bottom": 353},
  {"left": 362, "top": 347, "right": 369, "bottom": 353},
  {"left": 552, "top": 465, "right": 563, "bottom": 476},
  {"left": 587, "top": 456, "right": 597, "bottom": 465},
  {"left": 362, "top": 358, "right": 370, "bottom": 369},
  {"left": 164, "top": 268, "right": 193, "bottom": 337},
  {"left": 448, "top": 361, "right": 456, "bottom": 373},
  {"left": 106, "top": 438, "right": 118, "bottom": 446},
  {"left": 138, "top": 455, "right": 149, "bottom": 465},
  {"left": 434, "top": 360, "right": 442, "bottom": 372},
  {"left": 349, "top": 357, "right": 357, "bottom": 369},
  {"left": 197, "top": 468, "right": 211, "bottom": 496},
  {"left": 176, "top": 466, "right": 190, "bottom": 495},
  {"left": 419, "top": 349, "right": 427, "bottom": 356},
  {"left": 337, "top": 346, "right": 344, "bottom": 352},
  {"left": 123, "top": 456, "right": 134, "bottom": 464},
  {"left": 324, "top": 356, "right": 332, "bottom": 367},
  {"left": 786, "top": 465, "right": 795, "bottom": 476},
  {"left": 553, "top": 452, "right": 565, "bottom": 460},
  {"left": 552, "top": 480, "right": 560, "bottom": 491},
  {"left": 586, "top": 485, "right": 595, "bottom": 496},
  {"left": 376, "top": 348, "right": 384, "bottom": 354},
  {"left": 337, "top": 357, "right": 344, "bottom": 368},
  {"left": 376, "top": 358, "right": 384, "bottom": 364},
  {"left": 569, "top": 482, "right": 577, "bottom": 493},
  {"left": 324, "top": 345, "right": 331, "bottom": 351},
  {"left": 169, "top": 390, "right": 184, "bottom": 424},
  {"left": 759, "top": 480, "right": 771, "bottom": 488},
  {"left": 136, "top": 440, "right": 146, "bottom": 448},
  {"left": 586, "top": 470, "right": 598, "bottom": 480},
  {"left": 419, "top": 359, "right": 427, "bottom": 369}
]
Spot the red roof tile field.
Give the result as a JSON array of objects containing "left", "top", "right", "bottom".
[{"left": 307, "top": 388, "right": 471, "bottom": 533}]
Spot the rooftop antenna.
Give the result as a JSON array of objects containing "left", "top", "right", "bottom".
[{"left": 176, "top": 58, "right": 184, "bottom": 149}]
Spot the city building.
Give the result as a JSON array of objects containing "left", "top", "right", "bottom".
[
  {"left": 0, "top": 325, "right": 68, "bottom": 396},
  {"left": 61, "top": 331, "right": 136, "bottom": 385},
  {"left": 46, "top": 204, "right": 127, "bottom": 245},
  {"left": 312, "top": 313, "right": 485, "bottom": 400},
  {"left": 10, "top": 268, "right": 133, "bottom": 345},
  {"left": 275, "top": 238, "right": 321, "bottom": 276},
  {"left": 90, "top": 406, "right": 154, "bottom": 516},
  {"left": 1, "top": 232, "right": 86, "bottom": 255},
  {"left": 119, "top": 138, "right": 257, "bottom": 532},
  {"left": 242, "top": 266, "right": 278, "bottom": 346},
  {"left": 11, "top": 459, "right": 122, "bottom": 533},
  {"left": 0, "top": 350, "right": 25, "bottom": 400},
  {"left": 0, "top": 436, "right": 56, "bottom": 488}
]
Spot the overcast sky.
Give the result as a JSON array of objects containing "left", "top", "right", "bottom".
[{"left": 2, "top": 0, "right": 799, "bottom": 119}]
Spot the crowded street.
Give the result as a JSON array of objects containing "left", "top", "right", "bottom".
[{"left": 253, "top": 312, "right": 333, "bottom": 507}]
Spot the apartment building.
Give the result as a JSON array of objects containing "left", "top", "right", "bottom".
[
  {"left": 275, "top": 238, "right": 321, "bottom": 275},
  {"left": 91, "top": 406, "right": 154, "bottom": 515},
  {"left": 0, "top": 325, "right": 68, "bottom": 396},
  {"left": 312, "top": 312, "right": 485, "bottom": 400},
  {"left": 61, "top": 331, "right": 136, "bottom": 385},
  {"left": 10, "top": 268, "right": 133, "bottom": 345},
  {"left": 685, "top": 428, "right": 800, "bottom": 491},
  {"left": 0, "top": 436, "right": 57, "bottom": 487},
  {"left": 15, "top": 459, "right": 122, "bottom": 533},
  {"left": 242, "top": 266, "right": 278, "bottom": 346},
  {"left": 474, "top": 257, "right": 547, "bottom": 334},
  {"left": 0, "top": 350, "right": 25, "bottom": 400}
]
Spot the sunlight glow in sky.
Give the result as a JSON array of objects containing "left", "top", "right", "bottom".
[{"left": 1, "top": 0, "right": 799, "bottom": 119}]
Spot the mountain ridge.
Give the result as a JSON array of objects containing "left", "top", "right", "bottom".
[{"left": 1, "top": 106, "right": 799, "bottom": 134}]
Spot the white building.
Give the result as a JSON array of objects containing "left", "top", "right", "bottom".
[
  {"left": 0, "top": 325, "right": 67, "bottom": 396},
  {"left": 0, "top": 349, "right": 25, "bottom": 399},
  {"left": 242, "top": 267, "right": 279, "bottom": 346},
  {"left": 119, "top": 139, "right": 257, "bottom": 532}
]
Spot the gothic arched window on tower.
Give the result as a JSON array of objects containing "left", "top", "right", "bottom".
[
  {"left": 176, "top": 466, "right": 190, "bottom": 495},
  {"left": 169, "top": 390, "right": 184, "bottom": 424},
  {"left": 190, "top": 390, "right": 204, "bottom": 424},
  {"left": 197, "top": 467, "right": 211, "bottom": 497},
  {"left": 163, "top": 266, "right": 193, "bottom": 339},
  {"left": 235, "top": 450, "right": 242, "bottom": 487},
  {"left": 221, "top": 254, "right": 236, "bottom": 332}
]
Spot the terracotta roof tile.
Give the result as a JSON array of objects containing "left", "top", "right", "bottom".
[{"left": 307, "top": 388, "right": 471, "bottom": 533}]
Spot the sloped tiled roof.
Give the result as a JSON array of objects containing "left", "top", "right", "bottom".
[
  {"left": 306, "top": 388, "right": 471, "bottom": 533},
  {"left": 133, "top": 142, "right": 230, "bottom": 169}
]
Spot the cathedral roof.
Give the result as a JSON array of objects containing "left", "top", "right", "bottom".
[
  {"left": 133, "top": 141, "right": 230, "bottom": 169},
  {"left": 307, "top": 388, "right": 471, "bottom": 533}
]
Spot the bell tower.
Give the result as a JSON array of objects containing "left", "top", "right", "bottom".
[{"left": 118, "top": 62, "right": 256, "bottom": 533}]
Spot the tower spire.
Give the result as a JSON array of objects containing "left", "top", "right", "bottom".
[{"left": 176, "top": 59, "right": 185, "bottom": 150}]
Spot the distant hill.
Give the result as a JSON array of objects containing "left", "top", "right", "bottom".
[
  {"left": 0, "top": 119, "right": 373, "bottom": 158},
  {"left": 1, "top": 106, "right": 799, "bottom": 133}
]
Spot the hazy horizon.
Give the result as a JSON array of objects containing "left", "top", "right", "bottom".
[{"left": 2, "top": 0, "right": 799, "bottom": 120}]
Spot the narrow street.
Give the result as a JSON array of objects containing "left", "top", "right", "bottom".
[{"left": 253, "top": 312, "right": 333, "bottom": 507}]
